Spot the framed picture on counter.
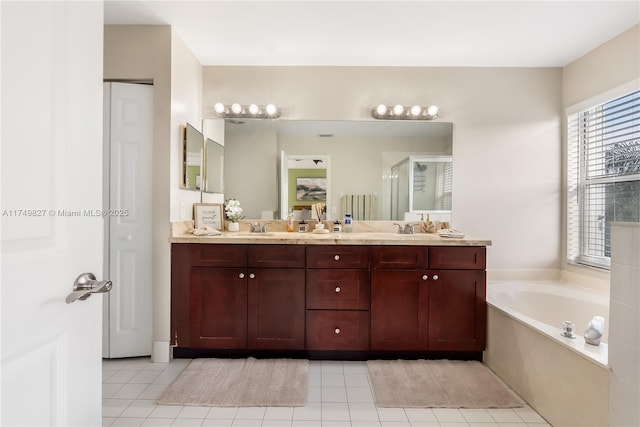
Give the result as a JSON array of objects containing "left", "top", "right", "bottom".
[{"left": 193, "top": 203, "right": 224, "bottom": 230}]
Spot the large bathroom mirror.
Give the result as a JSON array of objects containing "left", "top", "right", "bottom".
[
  {"left": 181, "top": 123, "right": 203, "bottom": 191},
  {"left": 202, "top": 119, "right": 453, "bottom": 220}
]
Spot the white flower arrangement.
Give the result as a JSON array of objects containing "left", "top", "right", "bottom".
[{"left": 224, "top": 199, "right": 245, "bottom": 223}]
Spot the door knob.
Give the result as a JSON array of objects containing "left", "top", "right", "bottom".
[{"left": 66, "top": 273, "right": 112, "bottom": 304}]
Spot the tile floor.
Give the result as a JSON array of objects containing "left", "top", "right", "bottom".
[{"left": 102, "top": 357, "right": 551, "bottom": 427}]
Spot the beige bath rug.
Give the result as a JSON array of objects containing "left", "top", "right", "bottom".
[
  {"left": 158, "top": 358, "right": 308, "bottom": 407},
  {"left": 367, "top": 359, "right": 523, "bottom": 408}
]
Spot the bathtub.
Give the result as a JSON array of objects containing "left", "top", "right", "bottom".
[{"left": 485, "top": 281, "right": 610, "bottom": 427}]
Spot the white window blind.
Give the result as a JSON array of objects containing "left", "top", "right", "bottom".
[{"left": 567, "top": 90, "right": 640, "bottom": 269}]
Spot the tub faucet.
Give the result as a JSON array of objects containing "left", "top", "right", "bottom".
[
  {"left": 393, "top": 223, "right": 415, "bottom": 234},
  {"left": 250, "top": 222, "right": 270, "bottom": 233}
]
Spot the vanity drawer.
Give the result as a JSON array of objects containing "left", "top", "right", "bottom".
[
  {"left": 428, "top": 247, "right": 486, "bottom": 270},
  {"left": 191, "top": 244, "right": 247, "bottom": 267},
  {"left": 371, "top": 246, "right": 427, "bottom": 269},
  {"left": 306, "top": 270, "right": 370, "bottom": 310},
  {"left": 306, "top": 246, "right": 370, "bottom": 269},
  {"left": 306, "top": 310, "right": 370, "bottom": 350},
  {"left": 248, "top": 245, "right": 306, "bottom": 268}
]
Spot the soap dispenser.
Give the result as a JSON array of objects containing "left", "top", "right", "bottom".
[
  {"left": 286, "top": 209, "right": 295, "bottom": 232},
  {"left": 344, "top": 213, "right": 353, "bottom": 233}
]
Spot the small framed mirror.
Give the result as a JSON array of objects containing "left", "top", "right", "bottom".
[{"left": 181, "top": 123, "right": 203, "bottom": 191}]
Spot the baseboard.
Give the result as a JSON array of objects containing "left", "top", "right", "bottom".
[{"left": 152, "top": 341, "right": 170, "bottom": 363}]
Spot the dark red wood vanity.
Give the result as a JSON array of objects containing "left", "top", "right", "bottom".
[{"left": 170, "top": 239, "right": 487, "bottom": 360}]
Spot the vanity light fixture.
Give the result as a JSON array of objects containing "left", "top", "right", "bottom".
[
  {"left": 213, "top": 102, "right": 280, "bottom": 119},
  {"left": 372, "top": 104, "right": 439, "bottom": 120}
]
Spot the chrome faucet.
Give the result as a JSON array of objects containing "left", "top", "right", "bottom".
[
  {"left": 393, "top": 223, "right": 415, "bottom": 234},
  {"left": 250, "top": 222, "right": 270, "bottom": 233}
]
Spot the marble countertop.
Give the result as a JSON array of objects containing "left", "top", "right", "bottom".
[{"left": 170, "top": 221, "right": 492, "bottom": 246}]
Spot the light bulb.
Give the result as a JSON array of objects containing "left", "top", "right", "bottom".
[
  {"left": 410, "top": 105, "right": 422, "bottom": 116},
  {"left": 393, "top": 104, "right": 404, "bottom": 116},
  {"left": 231, "top": 103, "right": 242, "bottom": 114},
  {"left": 248, "top": 104, "right": 259, "bottom": 115},
  {"left": 265, "top": 104, "right": 277, "bottom": 116},
  {"left": 376, "top": 104, "right": 387, "bottom": 116},
  {"left": 214, "top": 102, "right": 225, "bottom": 114},
  {"left": 427, "top": 105, "right": 439, "bottom": 118}
]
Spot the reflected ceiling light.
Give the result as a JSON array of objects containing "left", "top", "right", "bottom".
[
  {"left": 372, "top": 104, "right": 439, "bottom": 120},
  {"left": 231, "top": 103, "right": 243, "bottom": 114},
  {"left": 214, "top": 102, "right": 225, "bottom": 114},
  {"left": 213, "top": 102, "right": 281, "bottom": 119},
  {"left": 426, "top": 105, "right": 439, "bottom": 118},
  {"left": 265, "top": 104, "right": 278, "bottom": 116}
]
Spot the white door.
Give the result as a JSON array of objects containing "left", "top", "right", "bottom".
[
  {"left": 103, "top": 82, "right": 153, "bottom": 358},
  {"left": 1, "top": 2, "right": 105, "bottom": 425}
]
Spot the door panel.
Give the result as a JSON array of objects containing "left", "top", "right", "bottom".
[
  {"left": 247, "top": 269, "right": 305, "bottom": 349},
  {"left": 190, "top": 268, "right": 248, "bottom": 349},
  {"left": 370, "top": 270, "right": 429, "bottom": 350},
  {"left": 1, "top": 2, "right": 104, "bottom": 425},
  {"left": 428, "top": 270, "right": 486, "bottom": 351}
]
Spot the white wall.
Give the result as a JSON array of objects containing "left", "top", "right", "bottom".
[
  {"left": 104, "top": 25, "right": 177, "bottom": 362},
  {"left": 204, "top": 66, "right": 563, "bottom": 278},
  {"left": 170, "top": 32, "right": 204, "bottom": 222}
]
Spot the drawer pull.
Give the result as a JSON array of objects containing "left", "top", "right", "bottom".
[
  {"left": 432, "top": 274, "right": 439, "bottom": 281},
  {"left": 249, "top": 273, "right": 255, "bottom": 279},
  {"left": 239, "top": 273, "right": 245, "bottom": 279},
  {"left": 335, "top": 286, "right": 341, "bottom": 293},
  {"left": 422, "top": 275, "right": 428, "bottom": 281},
  {"left": 334, "top": 327, "right": 341, "bottom": 334},
  {"left": 334, "top": 255, "right": 340, "bottom": 261}
]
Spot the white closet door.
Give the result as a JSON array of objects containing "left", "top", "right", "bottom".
[{"left": 103, "top": 82, "right": 153, "bottom": 358}]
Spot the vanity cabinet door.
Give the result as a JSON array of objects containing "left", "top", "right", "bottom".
[
  {"left": 190, "top": 267, "right": 247, "bottom": 349},
  {"left": 247, "top": 268, "right": 305, "bottom": 350},
  {"left": 370, "top": 270, "right": 429, "bottom": 350},
  {"left": 428, "top": 270, "right": 486, "bottom": 351}
]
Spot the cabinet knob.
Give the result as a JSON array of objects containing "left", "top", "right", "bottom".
[
  {"left": 422, "top": 275, "right": 428, "bottom": 281},
  {"left": 334, "top": 327, "right": 341, "bottom": 334},
  {"left": 335, "top": 286, "right": 341, "bottom": 293},
  {"left": 334, "top": 255, "right": 340, "bottom": 261},
  {"left": 249, "top": 273, "right": 255, "bottom": 279},
  {"left": 432, "top": 274, "right": 439, "bottom": 281},
  {"left": 239, "top": 273, "right": 245, "bottom": 279}
]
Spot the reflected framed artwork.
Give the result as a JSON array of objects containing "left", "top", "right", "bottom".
[
  {"left": 193, "top": 203, "right": 224, "bottom": 230},
  {"left": 296, "top": 177, "right": 327, "bottom": 201}
]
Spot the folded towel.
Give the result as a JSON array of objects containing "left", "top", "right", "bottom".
[
  {"left": 437, "top": 229, "right": 465, "bottom": 238},
  {"left": 190, "top": 227, "right": 221, "bottom": 236}
]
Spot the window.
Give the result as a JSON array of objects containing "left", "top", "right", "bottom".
[{"left": 567, "top": 90, "right": 640, "bottom": 269}]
